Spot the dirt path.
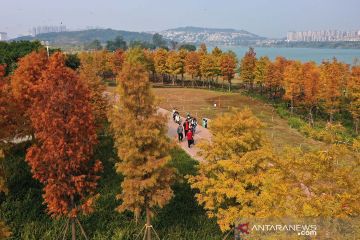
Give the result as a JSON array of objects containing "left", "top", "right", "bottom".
[{"left": 158, "top": 108, "right": 211, "bottom": 161}]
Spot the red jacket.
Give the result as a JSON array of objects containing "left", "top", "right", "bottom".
[
  {"left": 185, "top": 121, "right": 189, "bottom": 130},
  {"left": 186, "top": 130, "right": 193, "bottom": 140}
]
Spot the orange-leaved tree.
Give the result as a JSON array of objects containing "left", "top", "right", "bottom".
[
  {"left": 10, "top": 50, "right": 49, "bottom": 139},
  {"left": 25, "top": 52, "right": 102, "bottom": 239},
  {"left": 283, "top": 60, "right": 303, "bottom": 114},
  {"left": 239, "top": 47, "right": 257, "bottom": 90},
  {"left": 302, "top": 61, "right": 321, "bottom": 126},
  {"left": 349, "top": 65, "right": 360, "bottom": 134},
  {"left": 78, "top": 51, "right": 109, "bottom": 133},
  {"left": 0, "top": 64, "right": 28, "bottom": 147},
  {"left": 108, "top": 55, "right": 175, "bottom": 240},
  {"left": 220, "top": 51, "right": 237, "bottom": 91},
  {"left": 319, "top": 58, "right": 350, "bottom": 123},
  {"left": 11, "top": 50, "right": 48, "bottom": 108},
  {"left": 185, "top": 51, "right": 201, "bottom": 86}
]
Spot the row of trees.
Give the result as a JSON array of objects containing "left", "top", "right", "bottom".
[
  {"left": 239, "top": 48, "right": 360, "bottom": 133},
  {"left": 148, "top": 44, "right": 238, "bottom": 90}
]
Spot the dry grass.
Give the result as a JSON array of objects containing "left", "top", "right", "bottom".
[{"left": 153, "top": 87, "right": 323, "bottom": 151}]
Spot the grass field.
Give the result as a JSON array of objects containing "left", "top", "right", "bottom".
[{"left": 153, "top": 87, "right": 323, "bottom": 151}]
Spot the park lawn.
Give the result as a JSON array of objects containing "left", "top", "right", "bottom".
[{"left": 153, "top": 87, "right": 323, "bottom": 151}]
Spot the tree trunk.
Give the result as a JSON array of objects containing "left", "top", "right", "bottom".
[
  {"left": 290, "top": 98, "right": 294, "bottom": 114},
  {"left": 228, "top": 79, "right": 231, "bottom": 92},
  {"left": 71, "top": 218, "right": 76, "bottom": 240},
  {"left": 146, "top": 207, "right": 151, "bottom": 240},
  {"left": 309, "top": 107, "right": 314, "bottom": 127},
  {"left": 355, "top": 119, "right": 359, "bottom": 135},
  {"left": 329, "top": 112, "right": 333, "bottom": 124}
]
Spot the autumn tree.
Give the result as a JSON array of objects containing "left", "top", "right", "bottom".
[
  {"left": 153, "top": 48, "right": 168, "bottom": 83},
  {"left": 302, "top": 62, "right": 321, "bottom": 125},
  {"left": 11, "top": 50, "right": 48, "bottom": 107},
  {"left": 349, "top": 65, "right": 360, "bottom": 134},
  {"left": 78, "top": 51, "right": 109, "bottom": 132},
  {"left": 26, "top": 53, "right": 102, "bottom": 239},
  {"left": 108, "top": 58, "right": 175, "bottom": 240},
  {"left": 278, "top": 145, "right": 360, "bottom": 220},
  {"left": 10, "top": 50, "right": 49, "bottom": 138},
  {"left": 185, "top": 51, "right": 201, "bottom": 86},
  {"left": 166, "top": 50, "right": 185, "bottom": 85},
  {"left": 0, "top": 65, "right": 28, "bottom": 147},
  {"left": 319, "top": 58, "right": 350, "bottom": 123},
  {"left": 188, "top": 109, "right": 290, "bottom": 232},
  {"left": 198, "top": 43, "right": 208, "bottom": 55},
  {"left": 283, "top": 60, "right": 303, "bottom": 114},
  {"left": 239, "top": 47, "right": 257, "bottom": 90},
  {"left": 110, "top": 49, "right": 125, "bottom": 73},
  {"left": 211, "top": 47, "right": 223, "bottom": 84},
  {"left": 254, "top": 56, "right": 270, "bottom": 94},
  {"left": 220, "top": 51, "right": 237, "bottom": 91},
  {"left": 265, "top": 56, "right": 289, "bottom": 100},
  {"left": 200, "top": 54, "right": 217, "bottom": 88}
]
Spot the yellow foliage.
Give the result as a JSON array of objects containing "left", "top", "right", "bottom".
[
  {"left": 108, "top": 59, "right": 175, "bottom": 220},
  {"left": 187, "top": 109, "right": 291, "bottom": 232}
]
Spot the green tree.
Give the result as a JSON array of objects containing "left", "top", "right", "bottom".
[
  {"left": 106, "top": 36, "right": 127, "bottom": 51},
  {"left": 152, "top": 33, "right": 167, "bottom": 48},
  {"left": 84, "top": 39, "right": 103, "bottom": 51},
  {"left": 179, "top": 44, "right": 196, "bottom": 52}
]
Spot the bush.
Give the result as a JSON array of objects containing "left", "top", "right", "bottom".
[{"left": 288, "top": 117, "right": 306, "bottom": 129}]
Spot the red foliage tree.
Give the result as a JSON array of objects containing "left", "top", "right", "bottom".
[
  {"left": 0, "top": 65, "right": 28, "bottom": 146},
  {"left": 25, "top": 53, "right": 102, "bottom": 238}
]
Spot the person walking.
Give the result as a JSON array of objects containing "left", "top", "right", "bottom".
[
  {"left": 186, "top": 129, "right": 194, "bottom": 148},
  {"left": 175, "top": 114, "right": 180, "bottom": 124},
  {"left": 177, "top": 123, "right": 184, "bottom": 142},
  {"left": 183, "top": 119, "right": 189, "bottom": 136}
]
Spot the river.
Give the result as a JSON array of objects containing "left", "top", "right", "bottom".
[{"left": 215, "top": 46, "right": 360, "bottom": 64}]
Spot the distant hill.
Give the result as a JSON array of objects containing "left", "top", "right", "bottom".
[
  {"left": 161, "top": 26, "right": 265, "bottom": 45},
  {"left": 12, "top": 29, "right": 154, "bottom": 45}
]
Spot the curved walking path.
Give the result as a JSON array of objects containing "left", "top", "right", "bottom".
[{"left": 158, "top": 108, "right": 212, "bottom": 161}]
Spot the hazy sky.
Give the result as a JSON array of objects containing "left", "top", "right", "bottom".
[{"left": 2, "top": 0, "right": 360, "bottom": 38}]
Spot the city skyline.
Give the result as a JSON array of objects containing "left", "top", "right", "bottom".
[{"left": 1, "top": 0, "right": 360, "bottom": 38}]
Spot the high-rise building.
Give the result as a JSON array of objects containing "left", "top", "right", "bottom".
[
  {"left": 0, "top": 32, "right": 7, "bottom": 41},
  {"left": 30, "top": 25, "right": 67, "bottom": 36},
  {"left": 286, "top": 30, "right": 360, "bottom": 42}
]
